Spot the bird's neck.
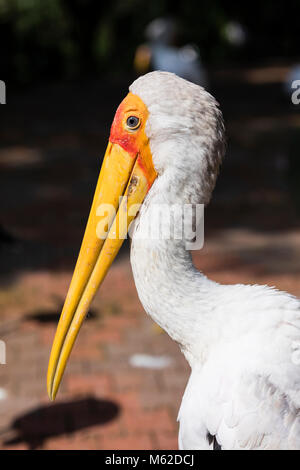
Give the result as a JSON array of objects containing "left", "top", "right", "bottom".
[{"left": 130, "top": 175, "right": 218, "bottom": 365}]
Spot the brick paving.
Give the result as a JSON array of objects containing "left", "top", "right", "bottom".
[
  {"left": 0, "top": 228, "right": 300, "bottom": 449},
  {"left": 0, "top": 69, "right": 300, "bottom": 449},
  {"left": 0, "top": 258, "right": 188, "bottom": 450}
]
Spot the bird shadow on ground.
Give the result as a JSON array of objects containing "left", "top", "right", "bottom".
[
  {"left": 24, "top": 306, "right": 98, "bottom": 325},
  {"left": 22, "top": 295, "right": 99, "bottom": 325},
  {"left": 2, "top": 396, "right": 120, "bottom": 449}
]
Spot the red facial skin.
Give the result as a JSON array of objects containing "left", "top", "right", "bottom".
[
  {"left": 109, "top": 100, "right": 139, "bottom": 156},
  {"left": 109, "top": 92, "right": 157, "bottom": 189}
]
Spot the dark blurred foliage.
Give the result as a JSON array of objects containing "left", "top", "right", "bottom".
[{"left": 1, "top": 0, "right": 299, "bottom": 86}]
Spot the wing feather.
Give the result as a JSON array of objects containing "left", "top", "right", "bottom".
[{"left": 178, "top": 294, "right": 300, "bottom": 450}]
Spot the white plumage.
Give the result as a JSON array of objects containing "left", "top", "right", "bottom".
[{"left": 129, "top": 72, "right": 300, "bottom": 450}]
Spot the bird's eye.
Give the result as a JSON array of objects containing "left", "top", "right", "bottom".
[{"left": 126, "top": 116, "right": 140, "bottom": 130}]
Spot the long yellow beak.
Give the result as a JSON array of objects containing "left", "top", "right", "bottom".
[{"left": 47, "top": 116, "right": 156, "bottom": 399}]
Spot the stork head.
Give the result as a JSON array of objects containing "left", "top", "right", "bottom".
[{"left": 47, "top": 71, "right": 225, "bottom": 400}]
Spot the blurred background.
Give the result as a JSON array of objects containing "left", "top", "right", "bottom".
[{"left": 0, "top": 0, "right": 300, "bottom": 450}]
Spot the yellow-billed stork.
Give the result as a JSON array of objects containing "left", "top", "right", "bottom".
[{"left": 47, "top": 71, "right": 300, "bottom": 450}]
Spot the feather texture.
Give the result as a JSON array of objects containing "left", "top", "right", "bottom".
[{"left": 129, "top": 71, "right": 300, "bottom": 450}]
